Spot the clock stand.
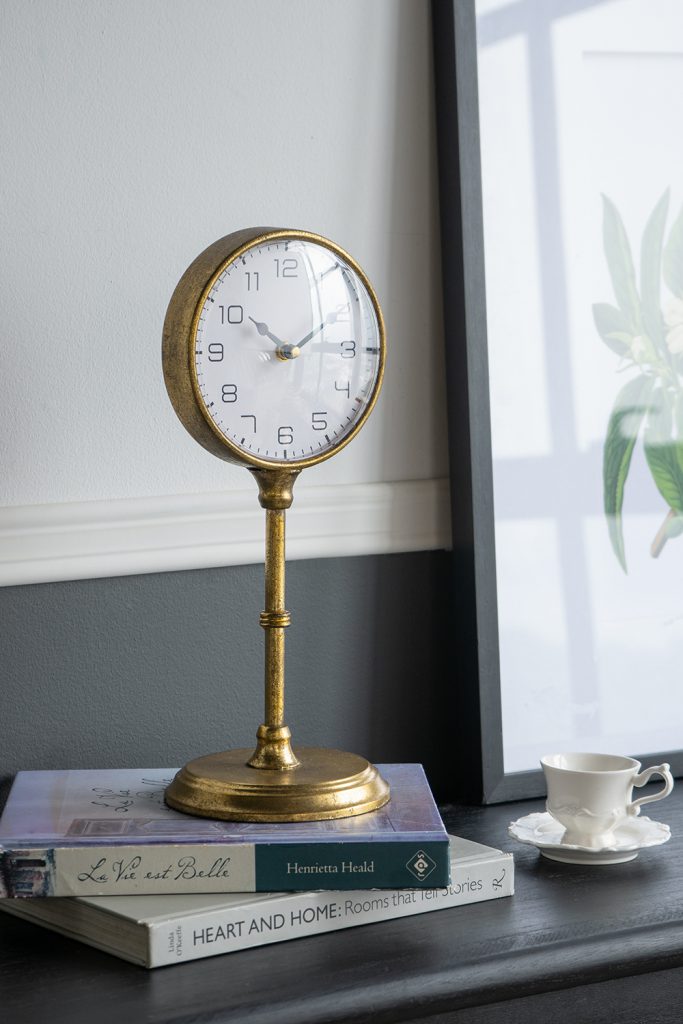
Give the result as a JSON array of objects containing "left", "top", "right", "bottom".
[{"left": 162, "top": 228, "right": 390, "bottom": 822}]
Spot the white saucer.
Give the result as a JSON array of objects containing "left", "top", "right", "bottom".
[{"left": 508, "top": 812, "right": 671, "bottom": 864}]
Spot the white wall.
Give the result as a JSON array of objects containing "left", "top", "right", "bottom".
[{"left": 0, "top": 0, "right": 449, "bottom": 583}]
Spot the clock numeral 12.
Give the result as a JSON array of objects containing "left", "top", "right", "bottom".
[{"left": 274, "top": 258, "right": 298, "bottom": 278}]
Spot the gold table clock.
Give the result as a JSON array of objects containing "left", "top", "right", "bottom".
[{"left": 162, "top": 227, "right": 389, "bottom": 821}]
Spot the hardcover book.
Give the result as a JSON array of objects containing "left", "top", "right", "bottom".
[
  {"left": 0, "top": 764, "right": 449, "bottom": 897},
  {"left": 0, "top": 836, "right": 513, "bottom": 967}
]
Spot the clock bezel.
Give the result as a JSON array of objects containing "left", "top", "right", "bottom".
[{"left": 162, "top": 227, "right": 386, "bottom": 471}]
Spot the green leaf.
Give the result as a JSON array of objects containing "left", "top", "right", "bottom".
[
  {"left": 602, "top": 195, "right": 641, "bottom": 329},
  {"left": 610, "top": 332, "right": 635, "bottom": 346},
  {"left": 663, "top": 204, "right": 683, "bottom": 299},
  {"left": 644, "top": 388, "right": 683, "bottom": 513},
  {"left": 592, "top": 303, "right": 631, "bottom": 355},
  {"left": 644, "top": 444, "right": 683, "bottom": 512},
  {"left": 640, "top": 189, "right": 670, "bottom": 355},
  {"left": 603, "top": 374, "right": 654, "bottom": 571}
]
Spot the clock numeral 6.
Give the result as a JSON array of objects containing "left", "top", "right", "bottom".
[
  {"left": 208, "top": 343, "right": 224, "bottom": 362},
  {"left": 340, "top": 340, "right": 356, "bottom": 359},
  {"left": 221, "top": 384, "right": 238, "bottom": 403},
  {"left": 312, "top": 412, "right": 328, "bottom": 431},
  {"left": 219, "top": 304, "right": 243, "bottom": 324},
  {"left": 278, "top": 426, "right": 294, "bottom": 445}
]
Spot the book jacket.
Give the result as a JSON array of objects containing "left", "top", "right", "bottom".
[
  {"left": 0, "top": 764, "right": 449, "bottom": 896},
  {"left": 0, "top": 836, "right": 513, "bottom": 967}
]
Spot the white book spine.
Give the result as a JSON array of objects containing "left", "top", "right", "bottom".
[
  {"left": 147, "top": 852, "right": 514, "bottom": 967},
  {"left": 49, "top": 844, "right": 255, "bottom": 895}
]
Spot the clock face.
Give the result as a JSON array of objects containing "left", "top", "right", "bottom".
[{"left": 191, "top": 235, "right": 383, "bottom": 466}]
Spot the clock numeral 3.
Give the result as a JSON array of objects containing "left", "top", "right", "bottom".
[
  {"left": 278, "top": 426, "right": 294, "bottom": 445},
  {"left": 221, "top": 384, "right": 238, "bottom": 403},
  {"left": 208, "top": 343, "right": 224, "bottom": 362},
  {"left": 340, "top": 340, "right": 356, "bottom": 359},
  {"left": 312, "top": 412, "right": 328, "bottom": 431}
]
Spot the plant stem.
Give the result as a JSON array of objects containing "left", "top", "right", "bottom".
[{"left": 650, "top": 508, "right": 676, "bottom": 558}]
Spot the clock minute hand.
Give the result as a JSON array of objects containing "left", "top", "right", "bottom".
[
  {"left": 248, "top": 316, "right": 285, "bottom": 348},
  {"left": 295, "top": 311, "right": 339, "bottom": 350}
]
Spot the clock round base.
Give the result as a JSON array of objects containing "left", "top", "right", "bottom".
[{"left": 164, "top": 747, "right": 391, "bottom": 822}]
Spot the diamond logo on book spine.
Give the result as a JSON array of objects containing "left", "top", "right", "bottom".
[{"left": 406, "top": 849, "right": 437, "bottom": 882}]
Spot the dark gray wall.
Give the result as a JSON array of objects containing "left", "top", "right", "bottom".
[{"left": 0, "top": 551, "right": 451, "bottom": 801}]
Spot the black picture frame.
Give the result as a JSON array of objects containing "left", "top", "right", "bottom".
[{"left": 431, "top": 0, "right": 683, "bottom": 803}]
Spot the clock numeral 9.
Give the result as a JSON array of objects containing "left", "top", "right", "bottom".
[
  {"left": 312, "top": 412, "right": 328, "bottom": 431},
  {"left": 278, "top": 426, "right": 294, "bottom": 445},
  {"left": 335, "top": 380, "right": 350, "bottom": 398},
  {"left": 274, "top": 258, "right": 298, "bottom": 279},
  {"left": 340, "top": 340, "right": 356, "bottom": 359},
  {"left": 219, "top": 304, "right": 243, "bottom": 324},
  {"left": 221, "top": 384, "right": 238, "bottom": 403},
  {"left": 208, "top": 343, "right": 224, "bottom": 362}
]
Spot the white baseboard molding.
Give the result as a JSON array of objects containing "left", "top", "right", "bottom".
[{"left": 0, "top": 479, "right": 451, "bottom": 587}]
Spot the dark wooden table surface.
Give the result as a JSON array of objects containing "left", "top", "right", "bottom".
[{"left": 1, "top": 788, "right": 682, "bottom": 1024}]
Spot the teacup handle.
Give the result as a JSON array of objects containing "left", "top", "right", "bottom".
[{"left": 628, "top": 763, "right": 674, "bottom": 814}]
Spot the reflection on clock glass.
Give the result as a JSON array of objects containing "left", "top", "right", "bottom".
[{"left": 193, "top": 238, "right": 382, "bottom": 463}]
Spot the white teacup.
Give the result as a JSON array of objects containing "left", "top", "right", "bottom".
[{"left": 541, "top": 752, "right": 674, "bottom": 849}]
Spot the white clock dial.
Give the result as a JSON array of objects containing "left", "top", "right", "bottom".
[{"left": 192, "top": 237, "right": 382, "bottom": 465}]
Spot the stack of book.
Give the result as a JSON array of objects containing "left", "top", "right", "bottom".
[{"left": 0, "top": 764, "right": 513, "bottom": 967}]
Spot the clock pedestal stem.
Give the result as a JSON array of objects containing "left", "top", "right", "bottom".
[{"left": 247, "top": 470, "right": 300, "bottom": 770}]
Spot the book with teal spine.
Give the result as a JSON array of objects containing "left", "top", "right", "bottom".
[{"left": 0, "top": 764, "right": 449, "bottom": 897}]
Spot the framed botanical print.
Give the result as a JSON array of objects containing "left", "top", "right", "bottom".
[{"left": 433, "top": 0, "right": 683, "bottom": 801}]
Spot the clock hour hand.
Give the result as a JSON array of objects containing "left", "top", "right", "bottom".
[{"left": 248, "top": 316, "right": 285, "bottom": 348}]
